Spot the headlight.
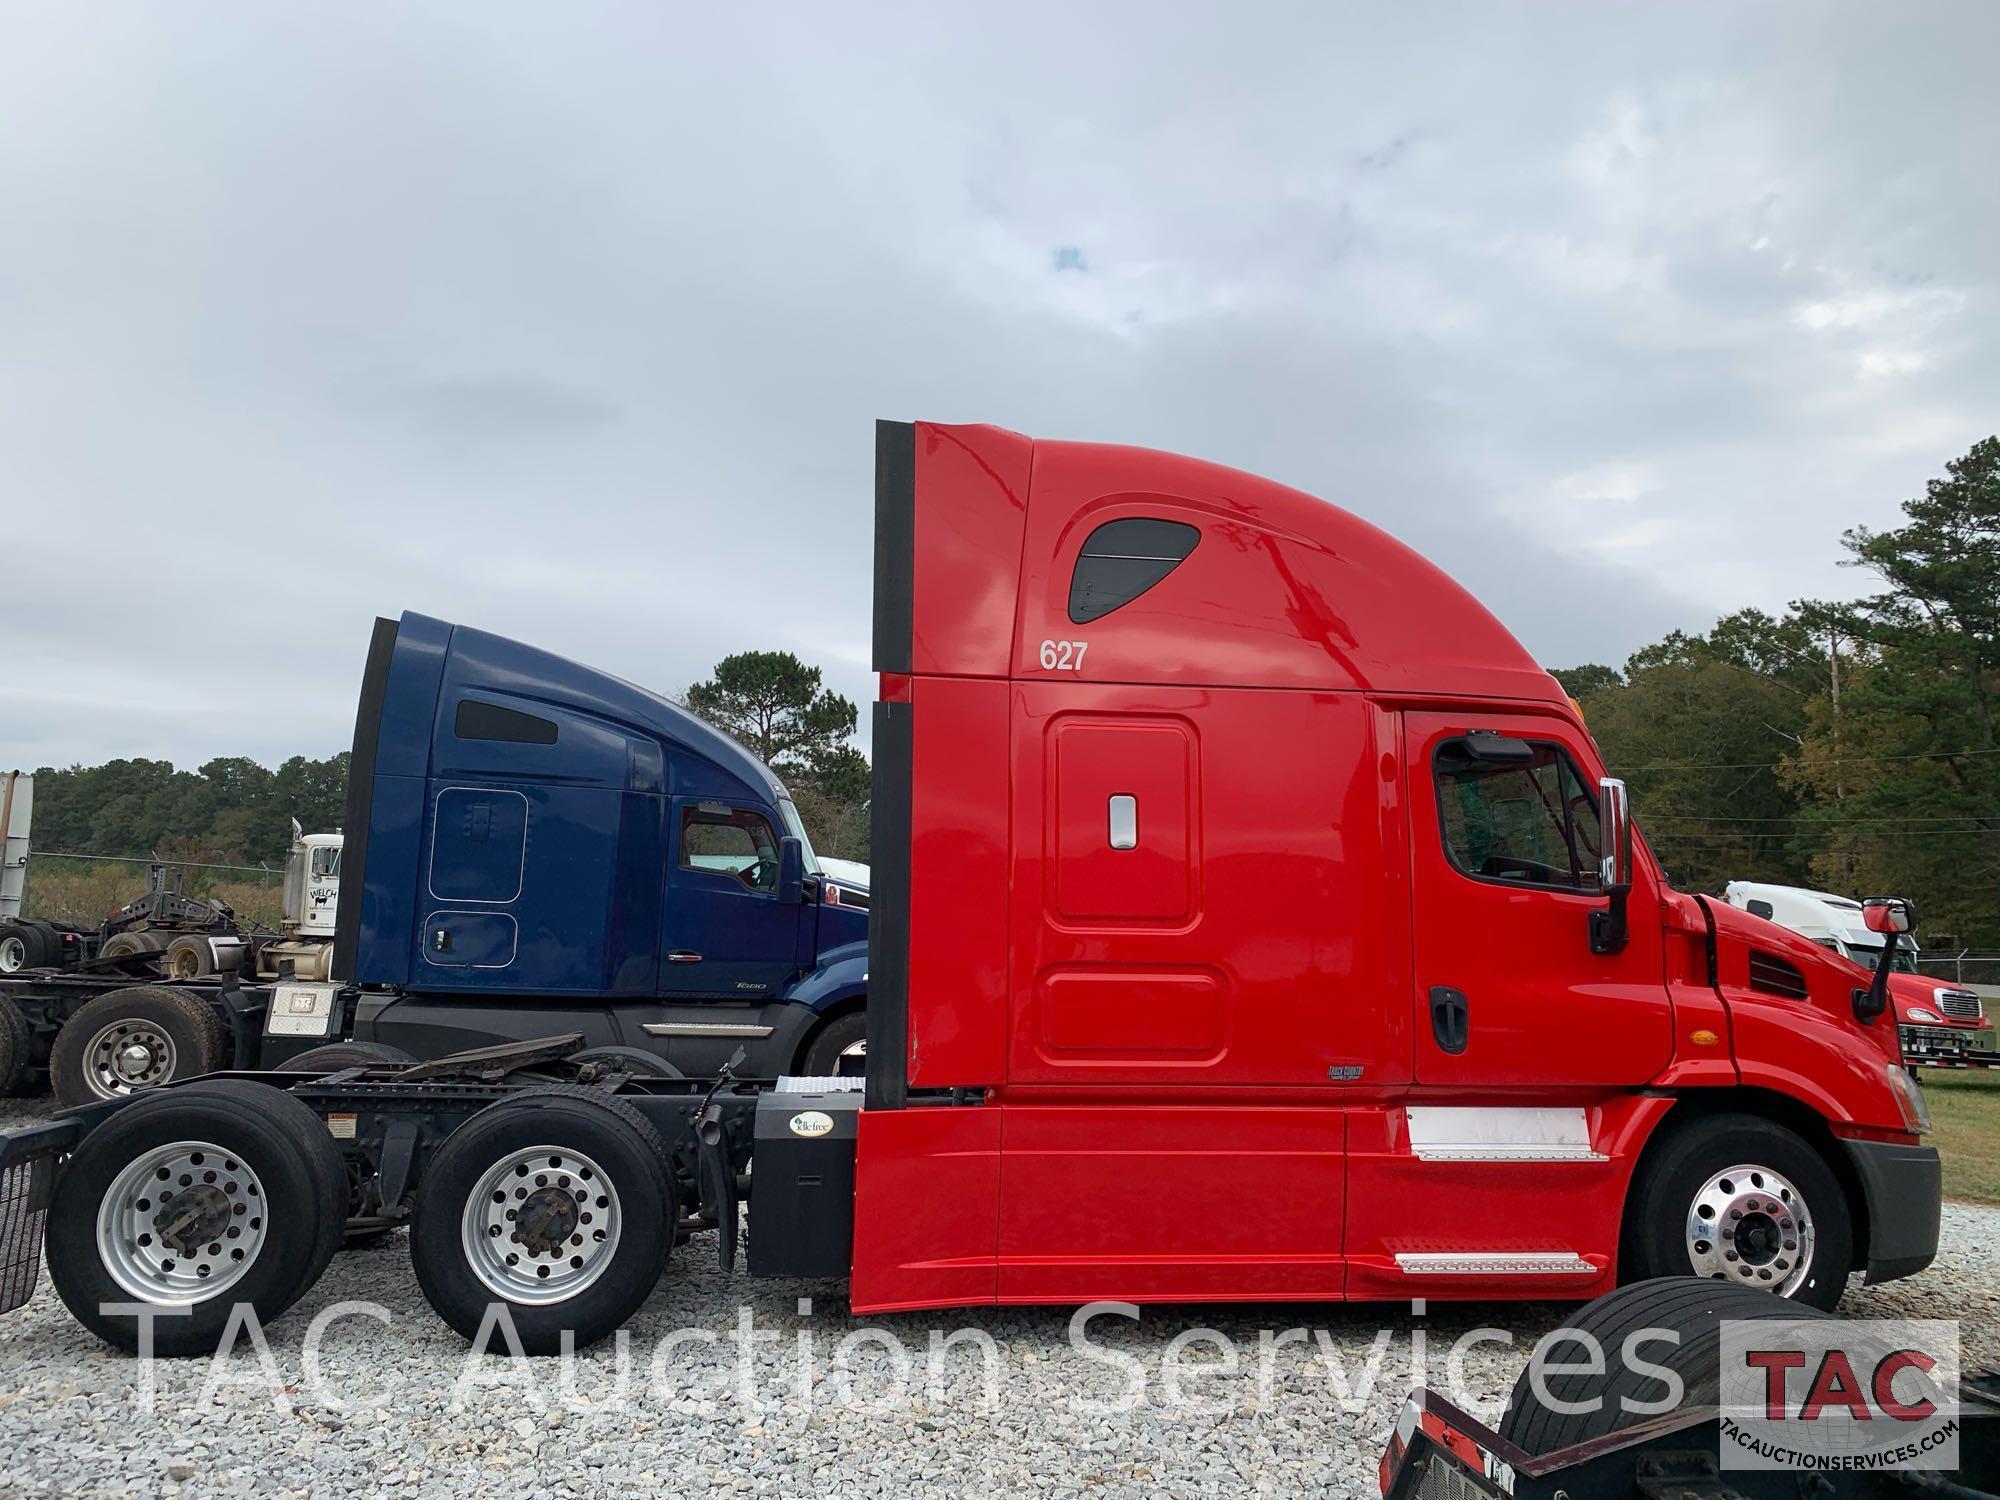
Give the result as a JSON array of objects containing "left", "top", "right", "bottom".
[
  {"left": 1887, "top": 1064, "right": 1933, "bottom": 1135},
  {"left": 1906, "top": 1008, "right": 1944, "bottom": 1024}
]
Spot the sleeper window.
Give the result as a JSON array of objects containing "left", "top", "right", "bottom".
[
  {"left": 680, "top": 805, "right": 780, "bottom": 892},
  {"left": 1068, "top": 517, "right": 1200, "bottom": 623},
  {"left": 1434, "top": 739, "right": 1602, "bottom": 892}
]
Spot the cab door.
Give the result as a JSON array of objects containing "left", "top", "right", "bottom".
[
  {"left": 658, "top": 799, "right": 806, "bottom": 999},
  {"left": 1404, "top": 710, "right": 1672, "bottom": 1087}
]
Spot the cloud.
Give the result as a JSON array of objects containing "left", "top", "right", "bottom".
[{"left": 0, "top": 0, "right": 1995, "bottom": 777}]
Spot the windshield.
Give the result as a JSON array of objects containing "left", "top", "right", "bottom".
[
  {"left": 776, "top": 798, "right": 822, "bottom": 876},
  {"left": 1824, "top": 937, "right": 1921, "bottom": 974}
]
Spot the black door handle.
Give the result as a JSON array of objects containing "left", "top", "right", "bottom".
[{"left": 1429, "top": 986, "right": 1469, "bottom": 1055}]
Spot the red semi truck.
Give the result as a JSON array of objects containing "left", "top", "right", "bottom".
[{"left": 0, "top": 419, "right": 1940, "bottom": 1360}]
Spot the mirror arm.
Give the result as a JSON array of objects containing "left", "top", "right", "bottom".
[
  {"left": 1589, "top": 888, "right": 1630, "bottom": 956},
  {"left": 1852, "top": 932, "right": 1897, "bottom": 1024}
]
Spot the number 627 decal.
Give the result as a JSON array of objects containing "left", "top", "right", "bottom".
[{"left": 1038, "top": 639, "right": 1089, "bottom": 671}]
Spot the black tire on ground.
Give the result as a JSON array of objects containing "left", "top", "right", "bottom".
[
  {"left": 0, "top": 994, "right": 28, "bottom": 1093},
  {"left": 800, "top": 1010, "right": 868, "bottom": 1077},
  {"left": 163, "top": 935, "right": 216, "bottom": 980},
  {"left": 1499, "top": 1276, "right": 1835, "bottom": 1455},
  {"left": 46, "top": 1078, "right": 349, "bottom": 1357},
  {"left": 569, "top": 1045, "right": 684, "bottom": 1079},
  {"left": 1620, "top": 1110, "right": 1852, "bottom": 1311},
  {"left": 49, "top": 985, "right": 227, "bottom": 1108},
  {"left": 285, "top": 1041, "right": 420, "bottom": 1073},
  {"left": 410, "top": 1085, "right": 676, "bottom": 1354}
]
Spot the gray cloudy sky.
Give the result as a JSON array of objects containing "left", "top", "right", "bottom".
[{"left": 3, "top": 2, "right": 1996, "bottom": 774}]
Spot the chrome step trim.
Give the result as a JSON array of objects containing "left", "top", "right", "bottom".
[
  {"left": 1416, "top": 1160, "right": 1616, "bottom": 1168},
  {"left": 641, "top": 1021, "right": 775, "bottom": 1039},
  {"left": 1395, "top": 1252, "right": 1596, "bottom": 1276}
]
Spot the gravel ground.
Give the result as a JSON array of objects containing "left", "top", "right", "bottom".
[{"left": 0, "top": 1093, "right": 1994, "bottom": 1499}]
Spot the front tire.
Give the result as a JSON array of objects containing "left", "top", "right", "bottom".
[
  {"left": 410, "top": 1086, "right": 675, "bottom": 1353},
  {"left": 1621, "top": 1111, "right": 1851, "bottom": 1310},
  {"left": 801, "top": 1011, "right": 868, "bottom": 1077},
  {"left": 285, "top": 1041, "right": 419, "bottom": 1072},
  {"left": 46, "top": 1079, "right": 348, "bottom": 1356}
]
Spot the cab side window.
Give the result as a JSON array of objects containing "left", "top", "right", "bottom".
[
  {"left": 680, "top": 805, "right": 780, "bottom": 892},
  {"left": 1434, "top": 739, "right": 1602, "bottom": 892}
]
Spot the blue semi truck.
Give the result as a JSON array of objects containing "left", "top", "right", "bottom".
[{"left": 11, "top": 612, "right": 871, "bottom": 1104}]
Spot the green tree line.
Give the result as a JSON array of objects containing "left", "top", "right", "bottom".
[
  {"left": 26, "top": 754, "right": 351, "bottom": 869},
  {"left": 1553, "top": 436, "right": 1999, "bottom": 948}
]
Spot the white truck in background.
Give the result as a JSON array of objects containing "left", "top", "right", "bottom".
[{"left": 1724, "top": 879, "right": 1993, "bottom": 1065}]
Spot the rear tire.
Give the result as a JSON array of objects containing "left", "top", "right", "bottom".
[
  {"left": 99, "top": 931, "right": 167, "bottom": 972},
  {"left": 163, "top": 936, "right": 215, "bottom": 980},
  {"left": 1499, "top": 1276, "right": 1835, "bottom": 1455},
  {"left": 46, "top": 1079, "right": 348, "bottom": 1356},
  {"left": 0, "top": 921, "right": 51, "bottom": 972},
  {"left": 410, "top": 1086, "right": 675, "bottom": 1353},
  {"left": 50, "top": 985, "right": 227, "bottom": 1107},
  {"left": 285, "top": 1041, "right": 419, "bottom": 1073},
  {"left": 1621, "top": 1111, "right": 1851, "bottom": 1311},
  {"left": 0, "top": 995, "right": 28, "bottom": 1093}
]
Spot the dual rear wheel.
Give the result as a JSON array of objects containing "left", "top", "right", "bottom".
[{"left": 51, "top": 1082, "right": 678, "bottom": 1357}]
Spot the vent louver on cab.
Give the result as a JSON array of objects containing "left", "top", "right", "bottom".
[{"left": 1748, "top": 950, "right": 1810, "bottom": 1000}]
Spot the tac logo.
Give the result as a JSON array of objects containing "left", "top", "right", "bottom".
[{"left": 1719, "top": 1318, "right": 1960, "bottom": 1472}]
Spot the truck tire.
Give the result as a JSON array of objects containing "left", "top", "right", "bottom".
[
  {"left": 0, "top": 994, "right": 28, "bottom": 1093},
  {"left": 0, "top": 920, "right": 54, "bottom": 972},
  {"left": 1621, "top": 1111, "right": 1851, "bottom": 1311},
  {"left": 50, "top": 985, "right": 227, "bottom": 1107},
  {"left": 285, "top": 1041, "right": 419, "bottom": 1072},
  {"left": 163, "top": 935, "right": 216, "bottom": 980},
  {"left": 569, "top": 1045, "right": 684, "bottom": 1080},
  {"left": 410, "top": 1085, "right": 676, "bottom": 1354},
  {"left": 99, "top": 931, "right": 168, "bottom": 971},
  {"left": 1498, "top": 1276, "right": 1835, "bottom": 1455},
  {"left": 800, "top": 1011, "right": 868, "bottom": 1077},
  {"left": 45, "top": 1078, "right": 348, "bottom": 1356}
]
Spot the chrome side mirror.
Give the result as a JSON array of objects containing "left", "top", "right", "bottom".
[
  {"left": 1598, "top": 777, "right": 1633, "bottom": 893},
  {"left": 1589, "top": 776, "right": 1633, "bottom": 956}
]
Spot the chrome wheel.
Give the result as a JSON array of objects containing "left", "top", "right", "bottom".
[
  {"left": 83, "top": 1019, "right": 177, "bottom": 1098},
  {"left": 461, "top": 1145, "right": 623, "bottom": 1305},
  {"left": 1686, "top": 1162, "right": 1814, "bottom": 1295},
  {"left": 0, "top": 935, "right": 23, "bottom": 973},
  {"left": 95, "top": 1140, "right": 268, "bottom": 1303}
]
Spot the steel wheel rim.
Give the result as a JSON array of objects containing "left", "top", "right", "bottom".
[
  {"left": 1686, "top": 1161, "right": 1814, "bottom": 1295},
  {"left": 84, "top": 1020, "right": 177, "bottom": 1098},
  {"left": 0, "top": 935, "right": 23, "bottom": 972},
  {"left": 168, "top": 947, "right": 199, "bottom": 979},
  {"left": 461, "top": 1144, "right": 623, "bottom": 1305},
  {"left": 96, "top": 1139, "right": 268, "bottom": 1303}
]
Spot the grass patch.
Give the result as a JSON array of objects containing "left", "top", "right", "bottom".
[{"left": 1923, "top": 1068, "right": 2000, "bottom": 1205}]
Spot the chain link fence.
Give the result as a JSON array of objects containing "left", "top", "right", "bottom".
[{"left": 19, "top": 851, "right": 287, "bottom": 930}]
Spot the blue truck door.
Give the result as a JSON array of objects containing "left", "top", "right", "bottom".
[{"left": 660, "top": 799, "right": 805, "bottom": 998}]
